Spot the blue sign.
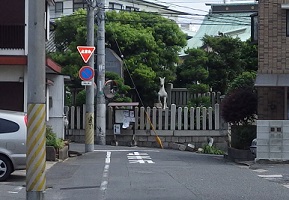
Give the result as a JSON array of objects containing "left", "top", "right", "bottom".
[{"left": 79, "top": 66, "right": 94, "bottom": 81}]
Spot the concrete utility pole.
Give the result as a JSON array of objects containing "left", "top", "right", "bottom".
[
  {"left": 85, "top": 0, "right": 96, "bottom": 152},
  {"left": 96, "top": 0, "right": 106, "bottom": 145},
  {"left": 27, "top": 0, "right": 46, "bottom": 199}
]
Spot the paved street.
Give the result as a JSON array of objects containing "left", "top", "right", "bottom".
[{"left": 1, "top": 143, "right": 289, "bottom": 200}]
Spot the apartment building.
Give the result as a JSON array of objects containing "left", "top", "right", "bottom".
[
  {"left": 0, "top": 0, "right": 68, "bottom": 138},
  {"left": 255, "top": 0, "right": 289, "bottom": 161}
]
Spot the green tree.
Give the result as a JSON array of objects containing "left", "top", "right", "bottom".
[
  {"left": 175, "top": 48, "right": 210, "bottom": 107},
  {"left": 105, "top": 72, "right": 132, "bottom": 103},
  {"left": 75, "top": 72, "right": 132, "bottom": 106},
  {"left": 202, "top": 35, "right": 257, "bottom": 94},
  {"left": 228, "top": 71, "right": 256, "bottom": 93},
  {"left": 49, "top": 10, "right": 187, "bottom": 106}
]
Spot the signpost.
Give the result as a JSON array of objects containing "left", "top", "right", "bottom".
[
  {"left": 77, "top": 46, "right": 95, "bottom": 63},
  {"left": 77, "top": 44, "right": 95, "bottom": 152}
]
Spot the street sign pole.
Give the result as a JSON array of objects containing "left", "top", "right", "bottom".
[
  {"left": 27, "top": 0, "right": 46, "bottom": 199},
  {"left": 85, "top": 0, "right": 96, "bottom": 152},
  {"left": 96, "top": 0, "right": 106, "bottom": 145}
]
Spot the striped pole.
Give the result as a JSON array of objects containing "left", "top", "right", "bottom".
[
  {"left": 26, "top": 104, "right": 46, "bottom": 199},
  {"left": 85, "top": 112, "right": 95, "bottom": 151},
  {"left": 27, "top": 0, "right": 46, "bottom": 199}
]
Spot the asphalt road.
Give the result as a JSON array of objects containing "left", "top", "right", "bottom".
[{"left": 1, "top": 143, "right": 289, "bottom": 200}]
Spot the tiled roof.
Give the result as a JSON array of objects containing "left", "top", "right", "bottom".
[{"left": 180, "top": 12, "right": 254, "bottom": 55}]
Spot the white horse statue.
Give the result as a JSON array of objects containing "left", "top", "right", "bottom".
[{"left": 158, "top": 77, "right": 167, "bottom": 109}]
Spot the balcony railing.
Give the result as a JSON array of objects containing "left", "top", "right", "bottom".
[{"left": 0, "top": 24, "right": 25, "bottom": 49}]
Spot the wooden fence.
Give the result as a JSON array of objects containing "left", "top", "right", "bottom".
[
  {"left": 166, "top": 83, "right": 222, "bottom": 107},
  {"left": 68, "top": 103, "right": 221, "bottom": 131}
]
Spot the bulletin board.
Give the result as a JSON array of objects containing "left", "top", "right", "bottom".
[{"left": 115, "top": 109, "right": 135, "bottom": 124}]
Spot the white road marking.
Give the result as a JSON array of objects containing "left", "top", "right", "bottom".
[
  {"left": 258, "top": 175, "right": 283, "bottom": 178},
  {"left": 8, "top": 186, "right": 23, "bottom": 194},
  {"left": 283, "top": 184, "right": 289, "bottom": 189},
  {"left": 128, "top": 156, "right": 152, "bottom": 160},
  {"left": 253, "top": 169, "right": 268, "bottom": 173},
  {"left": 127, "top": 152, "right": 154, "bottom": 164},
  {"left": 100, "top": 152, "right": 111, "bottom": 194},
  {"left": 129, "top": 160, "right": 155, "bottom": 164}
]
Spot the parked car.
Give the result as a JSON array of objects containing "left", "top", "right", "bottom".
[{"left": 0, "top": 110, "right": 27, "bottom": 181}]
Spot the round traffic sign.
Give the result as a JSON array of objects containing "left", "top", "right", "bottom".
[{"left": 79, "top": 66, "right": 94, "bottom": 81}]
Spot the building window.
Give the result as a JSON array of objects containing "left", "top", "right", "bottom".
[
  {"left": 109, "top": 2, "right": 123, "bottom": 10},
  {"left": 73, "top": 0, "right": 87, "bottom": 11},
  {"left": 55, "top": 2, "right": 63, "bottom": 13},
  {"left": 126, "top": 6, "right": 139, "bottom": 12}
]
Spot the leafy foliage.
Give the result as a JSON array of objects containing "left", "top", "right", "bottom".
[
  {"left": 221, "top": 88, "right": 257, "bottom": 125},
  {"left": 231, "top": 125, "right": 256, "bottom": 149},
  {"left": 105, "top": 71, "right": 132, "bottom": 103},
  {"left": 49, "top": 10, "right": 187, "bottom": 106},
  {"left": 175, "top": 48, "right": 208, "bottom": 87},
  {"left": 175, "top": 48, "right": 210, "bottom": 107},
  {"left": 75, "top": 89, "right": 86, "bottom": 106},
  {"left": 75, "top": 72, "right": 132, "bottom": 106},
  {"left": 46, "top": 126, "right": 64, "bottom": 149},
  {"left": 202, "top": 145, "right": 224, "bottom": 155},
  {"left": 228, "top": 71, "right": 256, "bottom": 93},
  {"left": 202, "top": 35, "right": 257, "bottom": 94}
]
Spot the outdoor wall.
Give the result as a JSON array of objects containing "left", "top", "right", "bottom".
[
  {"left": 0, "top": 65, "right": 25, "bottom": 82},
  {"left": 66, "top": 129, "right": 228, "bottom": 151},
  {"left": 258, "top": 0, "right": 289, "bottom": 74},
  {"left": 46, "top": 74, "right": 65, "bottom": 139},
  {"left": 257, "top": 120, "right": 289, "bottom": 161},
  {"left": 257, "top": 87, "right": 284, "bottom": 120}
]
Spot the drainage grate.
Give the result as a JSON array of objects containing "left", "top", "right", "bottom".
[{"left": 60, "top": 185, "right": 100, "bottom": 190}]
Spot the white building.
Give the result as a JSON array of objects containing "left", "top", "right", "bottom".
[
  {"left": 49, "top": 0, "right": 197, "bottom": 36},
  {"left": 0, "top": 0, "right": 68, "bottom": 139}
]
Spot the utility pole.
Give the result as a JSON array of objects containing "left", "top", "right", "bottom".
[
  {"left": 96, "top": 0, "right": 106, "bottom": 145},
  {"left": 85, "top": 0, "right": 96, "bottom": 152},
  {"left": 27, "top": 0, "right": 46, "bottom": 199}
]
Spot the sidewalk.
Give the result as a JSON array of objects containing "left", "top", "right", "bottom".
[{"left": 45, "top": 143, "right": 106, "bottom": 200}]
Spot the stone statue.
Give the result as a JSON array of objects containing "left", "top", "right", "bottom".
[{"left": 158, "top": 77, "right": 167, "bottom": 109}]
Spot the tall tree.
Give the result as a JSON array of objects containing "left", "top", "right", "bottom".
[
  {"left": 201, "top": 35, "right": 257, "bottom": 94},
  {"left": 49, "top": 9, "right": 187, "bottom": 106},
  {"left": 176, "top": 35, "right": 257, "bottom": 99},
  {"left": 175, "top": 48, "right": 210, "bottom": 106}
]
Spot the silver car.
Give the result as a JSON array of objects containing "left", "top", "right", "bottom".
[{"left": 0, "top": 110, "right": 27, "bottom": 181}]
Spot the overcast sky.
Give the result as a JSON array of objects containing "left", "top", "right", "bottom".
[
  {"left": 157, "top": 0, "right": 255, "bottom": 29},
  {"left": 162, "top": 0, "right": 222, "bottom": 29}
]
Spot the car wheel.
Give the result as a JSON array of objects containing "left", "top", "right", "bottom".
[{"left": 0, "top": 155, "right": 13, "bottom": 181}]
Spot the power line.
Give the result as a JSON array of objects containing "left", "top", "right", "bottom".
[{"left": 50, "top": 9, "right": 252, "bottom": 26}]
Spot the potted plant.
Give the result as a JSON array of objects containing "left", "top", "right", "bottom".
[{"left": 46, "top": 126, "right": 68, "bottom": 161}]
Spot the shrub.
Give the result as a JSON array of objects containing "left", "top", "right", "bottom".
[
  {"left": 227, "top": 71, "right": 256, "bottom": 93},
  {"left": 221, "top": 87, "right": 257, "bottom": 125},
  {"left": 202, "top": 145, "right": 224, "bottom": 155},
  {"left": 46, "top": 126, "right": 65, "bottom": 149}
]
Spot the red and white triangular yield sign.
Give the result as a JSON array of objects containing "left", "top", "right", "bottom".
[{"left": 77, "top": 46, "right": 95, "bottom": 63}]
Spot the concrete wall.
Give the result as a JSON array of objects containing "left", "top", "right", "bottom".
[
  {"left": 256, "top": 120, "right": 289, "bottom": 161},
  {"left": 66, "top": 129, "right": 228, "bottom": 151},
  {"left": 46, "top": 74, "right": 66, "bottom": 139}
]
